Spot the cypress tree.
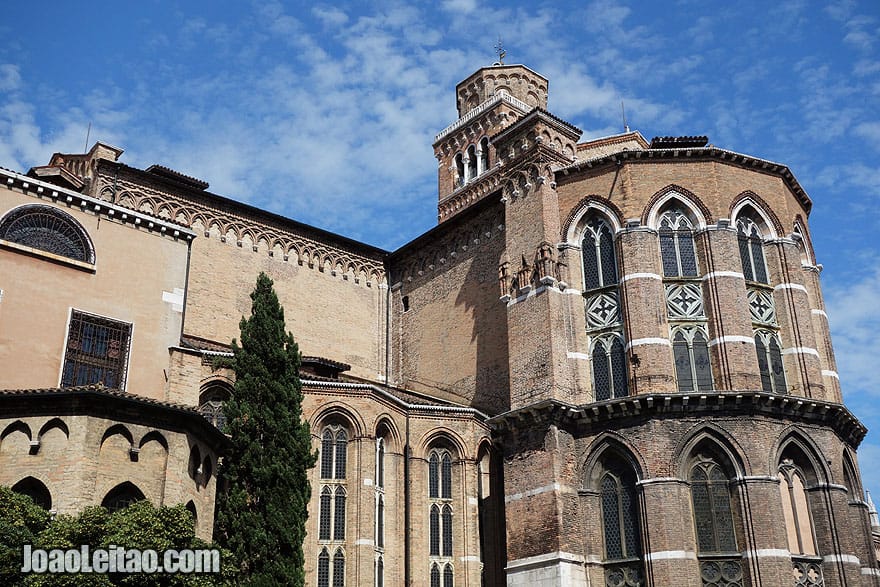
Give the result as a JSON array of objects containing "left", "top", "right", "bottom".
[{"left": 215, "top": 273, "right": 317, "bottom": 586}]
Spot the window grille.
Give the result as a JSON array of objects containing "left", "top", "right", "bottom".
[
  {"left": 430, "top": 505, "right": 440, "bottom": 556},
  {"left": 737, "top": 217, "right": 768, "bottom": 284},
  {"left": 431, "top": 564, "right": 441, "bottom": 587},
  {"left": 672, "top": 327, "right": 713, "bottom": 392},
  {"left": 441, "top": 453, "right": 452, "bottom": 499},
  {"left": 318, "top": 548, "right": 330, "bottom": 587},
  {"left": 332, "top": 549, "right": 345, "bottom": 587},
  {"left": 335, "top": 429, "right": 347, "bottom": 479},
  {"left": 376, "top": 496, "right": 384, "bottom": 548},
  {"left": 444, "top": 564, "right": 454, "bottom": 587},
  {"left": 334, "top": 489, "right": 346, "bottom": 540},
  {"left": 582, "top": 216, "right": 617, "bottom": 291},
  {"left": 101, "top": 483, "right": 144, "bottom": 512},
  {"left": 754, "top": 330, "right": 787, "bottom": 393},
  {"left": 322, "top": 430, "right": 334, "bottom": 479},
  {"left": 61, "top": 311, "right": 132, "bottom": 390},
  {"left": 602, "top": 475, "right": 623, "bottom": 559},
  {"left": 601, "top": 469, "right": 641, "bottom": 561},
  {"left": 197, "top": 387, "right": 228, "bottom": 430},
  {"left": 376, "top": 438, "right": 385, "bottom": 488},
  {"left": 376, "top": 556, "right": 384, "bottom": 587},
  {"left": 659, "top": 208, "right": 698, "bottom": 277},
  {"left": 319, "top": 487, "right": 332, "bottom": 540},
  {"left": 442, "top": 505, "right": 453, "bottom": 556},
  {"left": 690, "top": 459, "right": 738, "bottom": 554},
  {"left": 592, "top": 335, "right": 629, "bottom": 400},
  {"left": 429, "top": 453, "right": 439, "bottom": 498},
  {"left": 0, "top": 204, "right": 94, "bottom": 263}
]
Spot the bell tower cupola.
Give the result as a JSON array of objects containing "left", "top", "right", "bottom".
[{"left": 433, "top": 64, "right": 549, "bottom": 218}]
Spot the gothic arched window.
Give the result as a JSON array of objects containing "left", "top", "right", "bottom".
[
  {"left": 672, "top": 326, "right": 713, "bottom": 392},
  {"left": 321, "top": 426, "right": 347, "bottom": 480},
  {"left": 428, "top": 447, "right": 454, "bottom": 582},
  {"left": 466, "top": 145, "right": 477, "bottom": 182},
  {"left": 754, "top": 330, "right": 787, "bottom": 394},
  {"left": 478, "top": 137, "right": 489, "bottom": 174},
  {"left": 318, "top": 548, "right": 330, "bottom": 587},
  {"left": 455, "top": 154, "right": 465, "bottom": 187},
  {"left": 582, "top": 215, "right": 618, "bottom": 291},
  {"left": 0, "top": 204, "right": 95, "bottom": 264},
  {"left": 11, "top": 477, "right": 52, "bottom": 510},
  {"left": 601, "top": 467, "right": 641, "bottom": 561},
  {"left": 592, "top": 334, "right": 628, "bottom": 400},
  {"left": 778, "top": 461, "right": 817, "bottom": 556},
  {"left": 659, "top": 207, "right": 698, "bottom": 277},
  {"left": 101, "top": 482, "right": 145, "bottom": 512},
  {"left": 736, "top": 215, "right": 768, "bottom": 283},
  {"left": 332, "top": 548, "right": 345, "bottom": 587},
  {"left": 198, "top": 384, "right": 230, "bottom": 430},
  {"left": 376, "top": 556, "right": 384, "bottom": 587},
  {"left": 690, "top": 458, "right": 738, "bottom": 553}
]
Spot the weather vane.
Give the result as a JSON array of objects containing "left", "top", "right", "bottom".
[{"left": 494, "top": 36, "right": 506, "bottom": 64}]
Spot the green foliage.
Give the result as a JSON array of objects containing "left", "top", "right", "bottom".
[
  {"left": 0, "top": 489, "right": 235, "bottom": 587},
  {"left": 214, "top": 272, "right": 317, "bottom": 586},
  {"left": 0, "top": 487, "right": 51, "bottom": 585}
]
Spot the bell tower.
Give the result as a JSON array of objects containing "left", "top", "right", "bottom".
[{"left": 432, "top": 64, "right": 549, "bottom": 220}]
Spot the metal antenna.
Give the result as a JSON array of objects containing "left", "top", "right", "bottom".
[
  {"left": 621, "top": 101, "right": 630, "bottom": 133},
  {"left": 494, "top": 37, "right": 506, "bottom": 64},
  {"left": 84, "top": 122, "right": 91, "bottom": 152}
]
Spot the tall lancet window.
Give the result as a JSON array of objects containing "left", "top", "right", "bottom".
[
  {"left": 690, "top": 455, "right": 743, "bottom": 586},
  {"left": 754, "top": 329, "right": 787, "bottom": 394},
  {"left": 582, "top": 213, "right": 628, "bottom": 400},
  {"left": 428, "top": 447, "right": 454, "bottom": 586},
  {"left": 659, "top": 207, "right": 698, "bottom": 277},
  {"left": 777, "top": 461, "right": 817, "bottom": 557},
  {"left": 599, "top": 460, "right": 644, "bottom": 587},
  {"left": 319, "top": 423, "right": 348, "bottom": 584},
  {"left": 672, "top": 326, "right": 713, "bottom": 392},
  {"left": 736, "top": 215, "right": 768, "bottom": 283}
]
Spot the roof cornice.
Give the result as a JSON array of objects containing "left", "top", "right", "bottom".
[
  {"left": 488, "top": 391, "right": 865, "bottom": 446},
  {"left": 557, "top": 146, "right": 812, "bottom": 214}
]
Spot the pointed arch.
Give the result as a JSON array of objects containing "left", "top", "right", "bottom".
[
  {"left": 2, "top": 420, "right": 32, "bottom": 443},
  {"left": 582, "top": 433, "right": 648, "bottom": 489},
  {"left": 417, "top": 429, "right": 467, "bottom": 461},
  {"left": 12, "top": 477, "right": 51, "bottom": 510},
  {"left": 643, "top": 184, "right": 712, "bottom": 229},
  {"left": 102, "top": 481, "right": 145, "bottom": 512},
  {"left": 674, "top": 423, "right": 749, "bottom": 479},
  {"left": 101, "top": 424, "right": 133, "bottom": 447},
  {"left": 562, "top": 196, "right": 624, "bottom": 245},
  {"left": 138, "top": 430, "right": 169, "bottom": 451},
  {"left": 311, "top": 404, "right": 365, "bottom": 439},
  {"left": 770, "top": 429, "right": 830, "bottom": 486},
  {"left": 730, "top": 192, "right": 783, "bottom": 238},
  {"left": 841, "top": 449, "right": 862, "bottom": 497}
]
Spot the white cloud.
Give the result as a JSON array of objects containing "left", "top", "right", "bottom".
[
  {"left": 312, "top": 6, "right": 348, "bottom": 27},
  {"left": 441, "top": 0, "right": 478, "bottom": 14}
]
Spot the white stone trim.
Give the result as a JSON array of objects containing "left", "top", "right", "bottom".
[
  {"left": 626, "top": 338, "right": 671, "bottom": 351},
  {"left": 356, "top": 538, "right": 375, "bottom": 546},
  {"left": 637, "top": 477, "right": 685, "bottom": 486},
  {"left": 460, "top": 555, "right": 481, "bottom": 563},
  {"left": 811, "top": 309, "right": 828, "bottom": 318},
  {"left": 567, "top": 352, "right": 590, "bottom": 360},
  {"left": 162, "top": 288, "right": 184, "bottom": 313},
  {"left": 505, "top": 482, "right": 575, "bottom": 503},
  {"left": 507, "top": 285, "right": 548, "bottom": 306},
  {"left": 702, "top": 270, "right": 745, "bottom": 281},
  {"left": 506, "top": 550, "right": 586, "bottom": 570},
  {"left": 862, "top": 567, "right": 880, "bottom": 576},
  {"left": 822, "top": 370, "right": 839, "bottom": 379},
  {"left": 823, "top": 554, "right": 860, "bottom": 565},
  {"left": 782, "top": 347, "right": 820, "bottom": 357},
  {"left": 708, "top": 335, "right": 755, "bottom": 347},
  {"left": 774, "top": 282, "right": 808, "bottom": 293},
  {"left": 645, "top": 550, "right": 698, "bottom": 561},
  {"left": 621, "top": 272, "right": 662, "bottom": 282},
  {"left": 743, "top": 548, "right": 790, "bottom": 558}
]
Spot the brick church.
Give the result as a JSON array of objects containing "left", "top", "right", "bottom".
[{"left": 1, "top": 62, "right": 878, "bottom": 586}]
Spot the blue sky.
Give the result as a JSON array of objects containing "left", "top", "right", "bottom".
[{"left": 2, "top": 1, "right": 878, "bottom": 494}]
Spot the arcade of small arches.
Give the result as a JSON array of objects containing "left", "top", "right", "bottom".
[
  {"left": 0, "top": 418, "right": 211, "bottom": 523},
  {"left": 454, "top": 136, "right": 491, "bottom": 188},
  {"left": 569, "top": 189, "right": 812, "bottom": 402}
]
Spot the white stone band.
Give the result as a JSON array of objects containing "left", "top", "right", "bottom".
[
  {"left": 645, "top": 550, "right": 697, "bottom": 561},
  {"left": 782, "top": 347, "right": 820, "bottom": 357},
  {"left": 708, "top": 335, "right": 755, "bottom": 347},
  {"left": 823, "top": 554, "right": 860, "bottom": 565},
  {"left": 702, "top": 271, "right": 744, "bottom": 280},
  {"left": 567, "top": 352, "right": 590, "bottom": 360},
  {"left": 822, "top": 370, "right": 839, "bottom": 379},
  {"left": 811, "top": 309, "right": 828, "bottom": 318},
  {"left": 621, "top": 272, "right": 662, "bottom": 282},
  {"left": 505, "top": 482, "right": 575, "bottom": 503},
  {"left": 626, "top": 338, "right": 671, "bottom": 350},
  {"left": 775, "top": 282, "right": 808, "bottom": 293}
]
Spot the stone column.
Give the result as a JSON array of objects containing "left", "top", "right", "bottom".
[
  {"left": 639, "top": 478, "right": 701, "bottom": 587},
  {"left": 765, "top": 239, "right": 825, "bottom": 398},
  {"left": 616, "top": 223, "right": 676, "bottom": 394},
  {"left": 734, "top": 476, "right": 792, "bottom": 586},
  {"left": 696, "top": 222, "right": 762, "bottom": 391}
]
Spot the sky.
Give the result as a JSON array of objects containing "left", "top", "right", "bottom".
[{"left": 2, "top": 1, "right": 878, "bottom": 494}]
